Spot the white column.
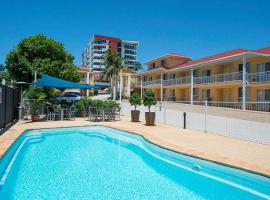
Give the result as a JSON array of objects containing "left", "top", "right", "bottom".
[
  {"left": 2, "top": 79, "right": 5, "bottom": 85},
  {"left": 160, "top": 73, "right": 163, "bottom": 101},
  {"left": 242, "top": 55, "right": 246, "bottom": 110},
  {"left": 191, "top": 68, "right": 194, "bottom": 104},
  {"left": 86, "top": 72, "right": 90, "bottom": 96},
  {"left": 127, "top": 75, "right": 131, "bottom": 98},
  {"left": 113, "top": 75, "right": 116, "bottom": 100},
  {"left": 140, "top": 75, "right": 143, "bottom": 99},
  {"left": 119, "top": 70, "right": 123, "bottom": 103}
]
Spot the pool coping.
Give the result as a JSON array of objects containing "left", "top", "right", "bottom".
[{"left": 2, "top": 123, "right": 270, "bottom": 179}]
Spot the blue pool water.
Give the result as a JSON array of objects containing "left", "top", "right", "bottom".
[{"left": 0, "top": 126, "right": 269, "bottom": 199}]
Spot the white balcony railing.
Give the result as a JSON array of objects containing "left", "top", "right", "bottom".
[
  {"left": 194, "top": 72, "right": 242, "bottom": 85},
  {"left": 248, "top": 72, "right": 270, "bottom": 83},
  {"left": 131, "top": 72, "right": 270, "bottom": 88},
  {"left": 143, "top": 79, "right": 161, "bottom": 86},
  {"left": 163, "top": 76, "right": 191, "bottom": 86}
]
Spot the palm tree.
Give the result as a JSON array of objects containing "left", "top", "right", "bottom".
[
  {"left": 133, "top": 61, "right": 142, "bottom": 72},
  {"left": 102, "top": 49, "right": 125, "bottom": 100}
]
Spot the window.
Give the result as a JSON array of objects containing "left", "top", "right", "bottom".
[
  {"left": 238, "top": 87, "right": 251, "bottom": 101},
  {"left": 169, "top": 74, "right": 176, "bottom": 79},
  {"left": 239, "top": 63, "right": 251, "bottom": 73},
  {"left": 193, "top": 88, "right": 198, "bottom": 101},
  {"left": 257, "top": 89, "right": 270, "bottom": 101},
  {"left": 202, "top": 89, "right": 211, "bottom": 100},
  {"left": 203, "top": 70, "right": 211, "bottom": 77},
  {"left": 257, "top": 62, "right": 270, "bottom": 72},
  {"left": 193, "top": 70, "right": 198, "bottom": 77},
  {"left": 161, "top": 59, "right": 167, "bottom": 66},
  {"left": 163, "top": 74, "right": 167, "bottom": 80},
  {"left": 152, "top": 63, "right": 156, "bottom": 69}
]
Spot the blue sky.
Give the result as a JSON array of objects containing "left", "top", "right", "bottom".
[{"left": 0, "top": 0, "right": 270, "bottom": 68}]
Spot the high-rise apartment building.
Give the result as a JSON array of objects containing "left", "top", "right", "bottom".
[{"left": 82, "top": 35, "right": 139, "bottom": 71}]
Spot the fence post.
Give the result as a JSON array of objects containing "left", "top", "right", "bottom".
[
  {"left": 163, "top": 103, "right": 166, "bottom": 124},
  {"left": 183, "top": 112, "right": 186, "bottom": 129},
  {"left": 2, "top": 79, "right": 5, "bottom": 85},
  {"left": 204, "top": 100, "right": 208, "bottom": 133}
]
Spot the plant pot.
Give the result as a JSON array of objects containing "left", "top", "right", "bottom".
[
  {"left": 145, "top": 112, "right": 155, "bottom": 126},
  {"left": 131, "top": 110, "right": 140, "bottom": 122},
  {"left": 80, "top": 111, "right": 85, "bottom": 117},
  {"left": 31, "top": 114, "right": 40, "bottom": 122}
]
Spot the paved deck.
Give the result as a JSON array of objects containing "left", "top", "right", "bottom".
[{"left": 1, "top": 117, "right": 270, "bottom": 177}]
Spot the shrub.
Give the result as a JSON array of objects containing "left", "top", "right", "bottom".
[
  {"left": 143, "top": 90, "right": 157, "bottom": 112},
  {"left": 129, "top": 93, "right": 141, "bottom": 110},
  {"left": 75, "top": 98, "right": 119, "bottom": 111},
  {"left": 26, "top": 87, "right": 46, "bottom": 115},
  {"left": 94, "top": 90, "right": 98, "bottom": 96}
]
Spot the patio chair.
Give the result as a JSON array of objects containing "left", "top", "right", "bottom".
[
  {"left": 89, "top": 107, "right": 101, "bottom": 121},
  {"left": 114, "top": 107, "right": 121, "bottom": 121},
  {"left": 83, "top": 105, "right": 90, "bottom": 120},
  {"left": 46, "top": 106, "right": 56, "bottom": 120},
  {"left": 64, "top": 105, "right": 76, "bottom": 120},
  {"left": 104, "top": 108, "right": 114, "bottom": 121}
]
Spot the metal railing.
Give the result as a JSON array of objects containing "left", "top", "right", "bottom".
[
  {"left": 194, "top": 72, "right": 242, "bottom": 85},
  {"left": 143, "top": 79, "right": 161, "bottom": 86},
  {"left": 247, "top": 72, "right": 270, "bottom": 83},
  {"left": 163, "top": 76, "right": 191, "bottom": 86},
  {"left": 174, "top": 100, "right": 270, "bottom": 112},
  {"left": 131, "top": 71, "right": 270, "bottom": 88}
]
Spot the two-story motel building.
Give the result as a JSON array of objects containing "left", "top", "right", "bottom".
[{"left": 131, "top": 47, "right": 270, "bottom": 111}]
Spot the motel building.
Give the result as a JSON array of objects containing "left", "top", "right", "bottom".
[{"left": 131, "top": 47, "right": 270, "bottom": 112}]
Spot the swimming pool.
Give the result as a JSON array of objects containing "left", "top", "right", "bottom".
[{"left": 0, "top": 126, "right": 269, "bottom": 199}]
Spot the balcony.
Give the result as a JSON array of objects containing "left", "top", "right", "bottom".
[
  {"left": 163, "top": 76, "right": 191, "bottom": 86},
  {"left": 194, "top": 72, "right": 242, "bottom": 85},
  {"left": 248, "top": 72, "right": 270, "bottom": 83},
  {"left": 143, "top": 79, "right": 161, "bottom": 87},
  {"left": 80, "top": 78, "right": 88, "bottom": 84}
]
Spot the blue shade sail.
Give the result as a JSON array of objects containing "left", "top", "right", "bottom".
[{"left": 33, "top": 75, "right": 100, "bottom": 89}]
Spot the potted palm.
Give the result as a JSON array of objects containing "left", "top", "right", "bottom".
[
  {"left": 29, "top": 100, "right": 42, "bottom": 121},
  {"left": 129, "top": 93, "right": 142, "bottom": 122},
  {"left": 143, "top": 90, "right": 157, "bottom": 126},
  {"left": 26, "top": 87, "right": 46, "bottom": 122}
]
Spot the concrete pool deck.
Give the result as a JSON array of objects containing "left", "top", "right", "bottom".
[{"left": 0, "top": 117, "right": 270, "bottom": 177}]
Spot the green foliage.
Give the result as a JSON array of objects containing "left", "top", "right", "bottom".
[
  {"left": 0, "top": 71, "right": 10, "bottom": 80},
  {"left": 102, "top": 49, "right": 125, "bottom": 80},
  {"left": 143, "top": 90, "right": 157, "bottom": 112},
  {"left": 93, "top": 90, "right": 98, "bottom": 96},
  {"left": 75, "top": 97, "right": 119, "bottom": 112},
  {"left": 5, "top": 34, "right": 81, "bottom": 83},
  {"left": 26, "top": 87, "right": 47, "bottom": 100},
  {"left": 133, "top": 62, "right": 142, "bottom": 72},
  {"left": 26, "top": 87, "right": 47, "bottom": 115},
  {"left": 129, "top": 93, "right": 141, "bottom": 110}
]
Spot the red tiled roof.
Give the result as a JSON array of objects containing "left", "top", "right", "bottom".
[
  {"left": 173, "top": 48, "right": 248, "bottom": 70},
  {"left": 253, "top": 47, "right": 270, "bottom": 54}
]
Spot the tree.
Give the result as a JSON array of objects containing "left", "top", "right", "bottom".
[
  {"left": 143, "top": 90, "right": 157, "bottom": 112},
  {"left": 0, "top": 71, "right": 10, "bottom": 80},
  {"left": 5, "top": 34, "right": 81, "bottom": 83},
  {"left": 0, "top": 64, "right": 5, "bottom": 71},
  {"left": 102, "top": 49, "right": 125, "bottom": 99},
  {"left": 133, "top": 61, "right": 142, "bottom": 72},
  {"left": 129, "top": 93, "right": 142, "bottom": 110}
]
